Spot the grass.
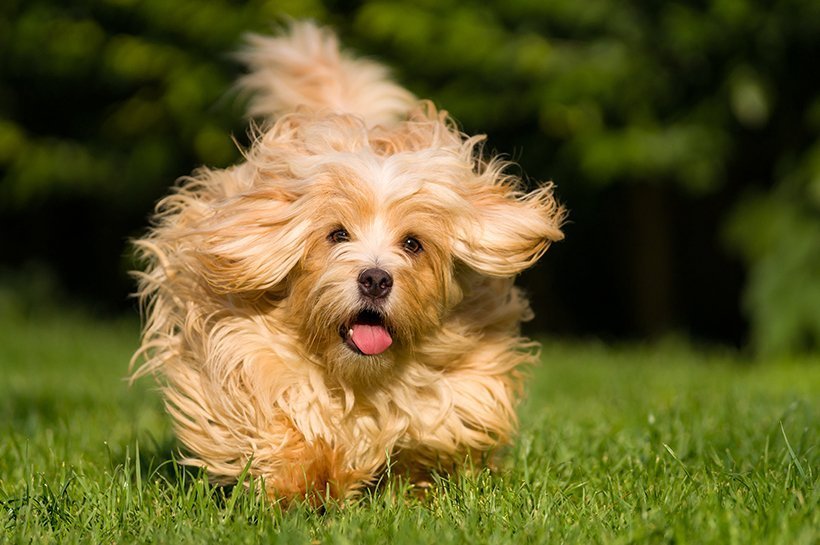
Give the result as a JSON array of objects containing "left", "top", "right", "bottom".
[{"left": 0, "top": 295, "right": 817, "bottom": 544}]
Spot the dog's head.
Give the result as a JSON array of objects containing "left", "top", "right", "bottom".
[{"left": 188, "top": 105, "right": 564, "bottom": 384}]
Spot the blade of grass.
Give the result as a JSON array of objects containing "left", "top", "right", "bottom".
[{"left": 779, "top": 421, "right": 806, "bottom": 479}]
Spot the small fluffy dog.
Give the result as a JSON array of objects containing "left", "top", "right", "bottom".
[{"left": 133, "top": 21, "right": 564, "bottom": 504}]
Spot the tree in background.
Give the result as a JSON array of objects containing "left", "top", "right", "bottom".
[{"left": 1, "top": 0, "right": 818, "bottom": 355}]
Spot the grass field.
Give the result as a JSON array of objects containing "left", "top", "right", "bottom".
[{"left": 0, "top": 295, "right": 817, "bottom": 544}]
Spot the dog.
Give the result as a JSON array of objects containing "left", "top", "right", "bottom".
[{"left": 132, "top": 21, "right": 565, "bottom": 505}]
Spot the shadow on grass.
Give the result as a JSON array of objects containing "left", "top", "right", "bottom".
[
  {"left": 109, "top": 433, "right": 265, "bottom": 514},
  {"left": 111, "top": 432, "right": 203, "bottom": 486}
]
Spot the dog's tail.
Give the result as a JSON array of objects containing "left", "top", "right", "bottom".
[{"left": 237, "top": 21, "right": 416, "bottom": 128}]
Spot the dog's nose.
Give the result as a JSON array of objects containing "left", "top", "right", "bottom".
[{"left": 358, "top": 268, "right": 393, "bottom": 299}]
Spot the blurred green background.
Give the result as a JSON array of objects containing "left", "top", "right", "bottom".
[{"left": 1, "top": 0, "right": 819, "bottom": 356}]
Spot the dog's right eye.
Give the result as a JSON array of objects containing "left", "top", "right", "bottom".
[{"left": 328, "top": 228, "right": 350, "bottom": 243}]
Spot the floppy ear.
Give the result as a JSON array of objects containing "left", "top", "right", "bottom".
[
  {"left": 191, "top": 189, "right": 308, "bottom": 295},
  {"left": 454, "top": 183, "right": 565, "bottom": 277}
]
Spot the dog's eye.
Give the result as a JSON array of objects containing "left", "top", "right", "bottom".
[
  {"left": 402, "top": 236, "right": 423, "bottom": 254},
  {"left": 328, "top": 228, "right": 350, "bottom": 243}
]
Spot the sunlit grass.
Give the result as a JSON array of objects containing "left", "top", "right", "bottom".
[{"left": 1, "top": 296, "right": 817, "bottom": 544}]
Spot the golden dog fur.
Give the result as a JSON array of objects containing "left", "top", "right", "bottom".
[{"left": 132, "top": 21, "right": 565, "bottom": 504}]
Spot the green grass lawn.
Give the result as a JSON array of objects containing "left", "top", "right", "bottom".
[{"left": 0, "top": 296, "right": 817, "bottom": 544}]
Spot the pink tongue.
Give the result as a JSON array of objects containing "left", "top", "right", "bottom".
[{"left": 350, "top": 324, "right": 393, "bottom": 355}]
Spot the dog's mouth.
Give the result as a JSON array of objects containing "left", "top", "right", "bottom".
[{"left": 339, "top": 309, "right": 393, "bottom": 356}]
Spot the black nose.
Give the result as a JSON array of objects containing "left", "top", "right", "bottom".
[{"left": 358, "top": 268, "right": 393, "bottom": 299}]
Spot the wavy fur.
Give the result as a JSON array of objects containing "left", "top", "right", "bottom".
[{"left": 133, "top": 21, "right": 565, "bottom": 505}]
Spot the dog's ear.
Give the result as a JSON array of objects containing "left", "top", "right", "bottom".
[
  {"left": 454, "top": 183, "right": 565, "bottom": 277},
  {"left": 191, "top": 188, "right": 308, "bottom": 295}
]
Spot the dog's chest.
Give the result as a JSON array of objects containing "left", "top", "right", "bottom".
[{"left": 281, "top": 382, "right": 453, "bottom": 470}]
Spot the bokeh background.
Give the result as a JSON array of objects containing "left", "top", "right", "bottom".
[{"left": 2, "top": 0, "right": 819, "bottom": 357}]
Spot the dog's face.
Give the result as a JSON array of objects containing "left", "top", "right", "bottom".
[
  {"left": 190, "top": 110, "right": 564, "bottom": 385},
  {"left": 287, "top": 155, "right": 465, "bottom": 383}
]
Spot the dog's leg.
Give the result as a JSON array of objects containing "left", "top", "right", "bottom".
[{"left": 260, "top": 437, "right": 370, "bottom": 507}]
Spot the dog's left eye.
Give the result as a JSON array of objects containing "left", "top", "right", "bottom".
[
  {"left": 402, "top": 236, "right": 423, "bottom": 254},
  {"left": 328, "top": 228, "right": 350, "bottom": 243}
]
